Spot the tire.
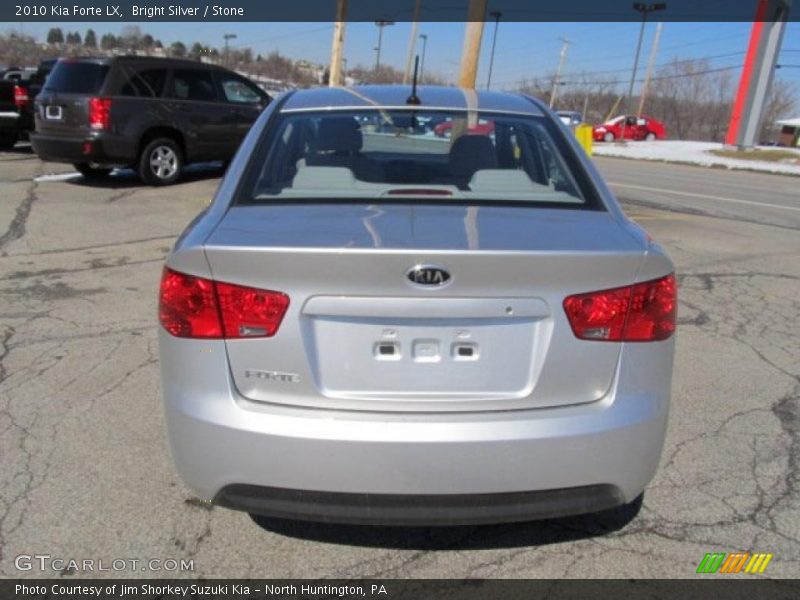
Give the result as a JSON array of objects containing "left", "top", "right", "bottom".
[
  {"left": 603, "top": 132, "right": 615, "bottom": 143},
  {"left": 138, "top": 137, "right": 183, "bottom": 185},
  {"left": 645, "top": 132, "right": 657, "bottom": 141},
  {"left": 73, "top": 162, "right": 112, "bottom": 179},
  {"left": 0, "top": 132, "right": 18, "bottom": 149}
]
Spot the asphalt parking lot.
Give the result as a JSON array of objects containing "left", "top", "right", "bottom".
[{"left": 1, "top": 146, "right": 798, "bottom": 578}]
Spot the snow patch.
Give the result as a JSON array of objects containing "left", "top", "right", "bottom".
[{"left": 593, "top": 140, "right": 800, "bottom": 176}]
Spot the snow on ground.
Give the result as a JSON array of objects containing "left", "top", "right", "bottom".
[{"left": 592, "top": 140, "right": 800, "bottom": 176}]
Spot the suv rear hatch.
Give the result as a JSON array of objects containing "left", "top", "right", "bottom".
[
  {"left": 202, "top": 204, "right": 646, "bottom": 413},
  {"left": 34, "top": 60, "right": 110, "bottom": 136}
]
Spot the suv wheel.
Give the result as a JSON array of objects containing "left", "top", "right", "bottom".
[
  {"left": 603, "top": 132, "right": 615, "bottom": 142},
  {"left": 139, "top": 138, "right": 182, "bottom": 185},
  {"left": 645, "top": 132, "right": 657, "bottom": 141},
  {"left": 74, "top": 163, "right": 112, "bottom": 179}
]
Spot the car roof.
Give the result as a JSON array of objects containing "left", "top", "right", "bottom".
[
  {"left": 280, "top": 85, "right": 546, "bottom": 116},
  {"left": 55, "top": 55, "right": 231, "bottom": 71}
]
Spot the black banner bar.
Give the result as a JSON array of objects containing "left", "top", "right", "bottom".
[
  {"left": 1, "top": 0, "right": 797, "bottom": 23},
  {"left": 4, "top": 579, "right": 800, "bottom": 600}
]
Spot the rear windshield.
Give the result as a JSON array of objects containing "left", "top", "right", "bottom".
[
  {"left": 45, "top": 62, "right": 109, "bottom": 94},
  {"left": 238, "top": 109, "right": 600, "bottom": 208}
]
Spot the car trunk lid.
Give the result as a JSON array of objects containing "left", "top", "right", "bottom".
[{"left": 202, "top": 203, "right": 646, "bottom": 413}]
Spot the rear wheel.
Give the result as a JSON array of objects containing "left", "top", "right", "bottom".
[
  {"left": 0, "top": 132, "right": 18, "bottom": 149},
  {"left": 645, "top": 132, "right": 657, "bottom": 141},
  {"left": 73, "top": 162, "right": 112, "bottom": 179},
  {"left": 138, "top": 137, "right": 182, "bottom": 185},
  {"left": 603, "top": 132, "right": 615, "bottom": 143}
]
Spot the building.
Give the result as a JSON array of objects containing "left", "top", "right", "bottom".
[{"left": 776, "top": 118, "right": 800, "bottom": 147}]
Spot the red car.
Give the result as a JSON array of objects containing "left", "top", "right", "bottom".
[
  {"left": 593, "top": 115, "right": 666, "bottom": 142},
  {"left": 434, "top": 119, "right": 495, "bottom": 138}
]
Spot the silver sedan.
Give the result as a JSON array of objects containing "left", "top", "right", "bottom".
[{"left": 158, "top": 85, "right": 676, "bottom": 526}]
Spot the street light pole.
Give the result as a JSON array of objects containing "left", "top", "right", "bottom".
[
  {"left": 486, "top": 11, "right": 502, "bottom": 90},
  {"left": 374, "top": 20, "right": 394, "bottom": 70},
  {"left": 549, "top": 37, "right": 570, "bottom": 108},
  {"left": 623, "top": 3, "right": 666, "bottom": 138},
  {"left": 419, "top": 34, "right": 428, "bottom": 84},
  {"left": 223, "top": 33, "right": 237, "bottom": 67}
]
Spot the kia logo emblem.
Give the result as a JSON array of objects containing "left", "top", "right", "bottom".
[{"left": 406, "top": 265, "right": 451, "bottom": 287}]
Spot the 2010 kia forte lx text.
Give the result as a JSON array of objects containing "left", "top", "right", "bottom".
[{"left": 158, "top": 85, "right": 676, "bottom": 526}]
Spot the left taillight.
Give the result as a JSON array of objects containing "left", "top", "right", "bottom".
[
  {"left": 88, "top": 97, "right": 112, "bottom": 130},
  {"left": 563, "top": 273, "right": 677, "bottom": 342},
  {"left": 13, "top": 85, "right": 29, "bottom": 108},
  {"left": 159, "top": 268, "right": 289, "bottom": 339}
]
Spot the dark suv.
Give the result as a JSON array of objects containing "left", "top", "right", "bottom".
[{"left": 31, "top": 56, "right": 270, "bottom": 184}]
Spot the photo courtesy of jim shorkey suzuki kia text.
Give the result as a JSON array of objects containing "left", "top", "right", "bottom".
[{"left": 15, "top": 584, "right": 387, "bottom": 596}]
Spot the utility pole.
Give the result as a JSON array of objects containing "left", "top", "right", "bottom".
[
  {"left": 486, "top": 11, "right": 502, "bottom": 89},
  {"left": 457, "top": 0, "right": 488, "bottom": 89},
  {"left": 223, "top": 33, "right": 237, "bottom": 67},
  {"left": 419, "top": 34, "right": 428, "bottom": 84},
  {"left": 638, "top": 21, "right": 663, "bottom": 116},
  {"left": 549, "top": 37, "right": 570, "bottom": 108},
  {"left": 374, "top": 20, "right": 394, "bottom": 71},
  {"left": 403, "top": 0, "right": 423, "bottom": 84},
  {"left": 624, "top": 3, "right": 666, "bottom": 139},
  {"left": 329, "top": 0, "right": 348, "bottom": 87}
]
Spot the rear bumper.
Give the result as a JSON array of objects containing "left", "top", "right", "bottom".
[
  {"left": 0, "top": 111, "right": 21, "bottom": 134},
  {"left": 216, "top": 484, "right": 625, "bottom": 526},
  {"left": 160, "top": 332, "right": 673, "bottom": 525},
  {"left": 29, "top": 132, "right": 134, "bottom": 166}
]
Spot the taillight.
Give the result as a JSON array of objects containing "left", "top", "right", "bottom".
[
  {"left": 13, "top": 85, "right": 28, "bottom": 108},
  {"left": 88, "top": 97, "right": 112, "bottom": 130},
  {"left": 563, "top": 274, "right": 676, "bottom": 342},
  {"left": 159, "top": 268, "right": 289, "bottom": 339}
]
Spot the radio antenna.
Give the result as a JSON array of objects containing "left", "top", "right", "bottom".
[{"left": 406, "top": 55, "right": 421, "bottom": 105}]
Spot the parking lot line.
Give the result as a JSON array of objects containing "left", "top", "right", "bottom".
[{"left": 608, "top": 181, "right": 800, "bottom": 212}]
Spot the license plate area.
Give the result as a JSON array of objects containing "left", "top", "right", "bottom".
[
  {"left": 45, "top": 105, "right": 63, "bottom": 120},
  {"left": 307, "top": 316, "right": 539, "bottom": 398},
  {"left": 300, "top": 296, "right": 552, "bottom": 401}
]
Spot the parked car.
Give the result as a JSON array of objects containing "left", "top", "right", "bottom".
[
  {"left": 556, "top": 110, "right": 583, "bottom": 127},
  {"left": 0, "top": 64, "right": 47, "bottom": 149},
  {"left": 158, "top": 85, "right": 677, "bottom": 526},
  {"left": 434, "top": 118, "right": 495, "bottom": 137},
  {"left": 593, "top": 115, "right": 666, "bottom": 142},
  {"left": 30, "top": 56, "right": 271, "bottom": 184}
]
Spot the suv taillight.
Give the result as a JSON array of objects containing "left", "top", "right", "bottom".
[
  {"left": 13, "top": 85, "right": 28, "bottom": 108},
  {"left": 88, "top": 97, "right": 112, "bottom": 130},
  {"left": 563, "top": 274, "right": 676, "bottom": 342},
  {"left": 159, "top": 268, "right": 289, "bottom": 339}
]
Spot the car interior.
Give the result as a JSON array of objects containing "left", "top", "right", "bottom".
[{"left": 252, "top": 113, "right": 585, "bottom": 203}]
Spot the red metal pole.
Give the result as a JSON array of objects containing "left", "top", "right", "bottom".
[{"left": 725, "top": 0, "right": 770, "bottom": 145}]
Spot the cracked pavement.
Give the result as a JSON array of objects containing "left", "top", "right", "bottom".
[{"left": 0, "top": 148, "right": 798, "bottom": 579}]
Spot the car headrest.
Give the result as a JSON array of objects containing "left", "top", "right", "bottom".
[
  {"left": 449, "top": 134, "right": 498, "bottom": 181},
  {"left": 314, "top": 117, "right": 363, "bottom": 153}
]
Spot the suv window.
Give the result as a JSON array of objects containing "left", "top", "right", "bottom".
[
  {"left": 170, "top": 68, "right": 217, "bottom": 102},
  {"left": 118, "top": 68, "right": 167, "bottom": 98},
  {"left": 219, "top": 75, "right": 262, "bottom": 104},
  {"left": 44, "top": 62, "right": 110, "bottom": 94}
]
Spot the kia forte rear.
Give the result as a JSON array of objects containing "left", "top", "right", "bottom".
[{"left": 158, "top": 86, "right": 676, "bottom": 526}]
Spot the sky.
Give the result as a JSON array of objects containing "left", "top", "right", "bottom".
[{"left": 7, "top": 20, "right": 800, "bottom": 91}]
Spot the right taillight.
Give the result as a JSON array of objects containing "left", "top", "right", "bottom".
[
  {"left": 13, "top": 85, "right": 29, "bottom": 108},
  {"left": 88, "top": 97, "right": 112, "bottom": 130},
  {"left": 158, "top": 268, "right": 289, "bottom": 340},
  {"left": 563, "top": 274, "right": 676, "bottom": 342}
]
